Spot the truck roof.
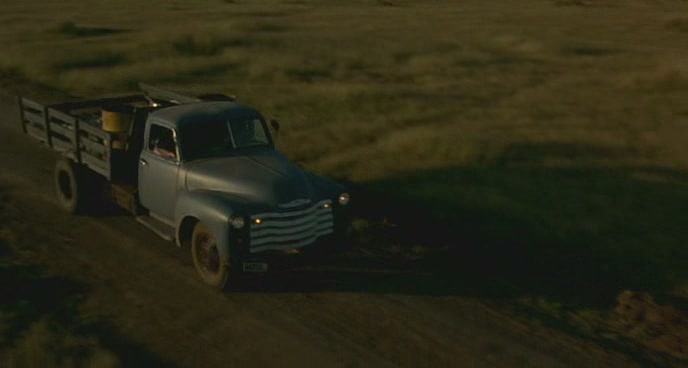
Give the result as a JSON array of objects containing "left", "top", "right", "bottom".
[{"left": 149, "top": 101, "right": 261, "bottom": 129}]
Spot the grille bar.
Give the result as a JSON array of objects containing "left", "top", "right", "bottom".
[
  {"left": 252, "top": 216, "right": 333, "bottom": 239},
  {"left": 248, "top": 199, "right": 334, "bottom": 253},
  {"left": 252, "top": 211, "right": 333, "bottom": 233},
  {"left": 251, "top": 199, "right": 331, "bottom": 220},
  {"left": 251, "top": 222, "right": 333, "bottom": 247}
]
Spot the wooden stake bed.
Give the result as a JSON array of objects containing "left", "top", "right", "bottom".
[{"left": 17, "top": 94, "right": 155, "bottom": 180}]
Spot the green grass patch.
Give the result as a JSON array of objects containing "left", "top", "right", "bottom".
[
  {"left": 665, "top": 18, "right": 688, "bottom": 33},
  {"left": 54, "top": 21, "right": 126, "bottom": 38},
  {"left": 552, "top": 0, "right": 586, "bottom": 6},
  {"left": 562, "top": 45, "right": 621, "bottom": 57},
  {"left": 53, "top": 51, "right": 127, "bottom": 70},
  {"left": 241, "top": 22, "right": 289, "bottom": 33},
  {"left": 171, "top": 34, "right": 242, "bottom": 57},
  {"left": 285, "top": 64, "right": 336, "bottom": 82}
]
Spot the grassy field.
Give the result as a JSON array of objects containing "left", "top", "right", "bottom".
[{"left": 1, "top": 0, "right": 688, "bottom": 349}]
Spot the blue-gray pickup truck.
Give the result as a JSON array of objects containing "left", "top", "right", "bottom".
[{"left": 17, "top": 84, "right": 351, "bottom": 288}]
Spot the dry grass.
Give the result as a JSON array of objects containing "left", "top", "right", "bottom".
[{"left": 0, "top": 0, "right": 686, "bottom": 174}]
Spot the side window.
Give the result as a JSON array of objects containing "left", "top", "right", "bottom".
[
  {"left": 252, "top": 118, "right": 267, "bottom": 142},
  {"left": 148, "top": 124, "right": 177, "bottom": 160}
]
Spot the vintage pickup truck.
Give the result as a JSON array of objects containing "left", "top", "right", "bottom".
[{"left": 17, "top": 84, "right": 351, "bottom": 288}]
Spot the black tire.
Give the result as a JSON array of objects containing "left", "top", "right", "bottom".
[
  {"left": 191, "top": 222, "right": 230, "bottom": 289},
  {"left": 54, "top": 158, "right": 86, "bottom": 214}
]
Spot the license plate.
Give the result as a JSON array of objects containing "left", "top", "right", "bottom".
[{"left": 242, "top": 262, "right": 268, "bottom": 272}]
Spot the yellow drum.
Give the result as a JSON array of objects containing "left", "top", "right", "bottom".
[{"left": 102, "top": 105, "right": 133, "bottom": 150}]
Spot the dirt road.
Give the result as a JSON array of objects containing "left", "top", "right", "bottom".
[{"left": 0, "top": 95, "right": 640, "bottom": 367}]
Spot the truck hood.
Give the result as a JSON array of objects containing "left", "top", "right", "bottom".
[{"left": 184, "top": 150, "right": 315, "bottom": 207}]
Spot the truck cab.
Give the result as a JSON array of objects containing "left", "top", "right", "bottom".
[{"left": 137, "top": 101, "right": 351, "bottom": 287}]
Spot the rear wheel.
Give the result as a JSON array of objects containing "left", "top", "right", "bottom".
[
  {"left": 191, "top": 222, "right": 229, "bottom": 289},
  {"left": 54, "top": 159, "right": 85, "bottom": 214},
  {"left": 54, "top": 158, "right": 104, "bottom": 214}
]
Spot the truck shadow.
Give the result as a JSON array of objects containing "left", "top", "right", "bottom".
[{"left": 239, "top": 142, "right": 688, "bottom": 308}]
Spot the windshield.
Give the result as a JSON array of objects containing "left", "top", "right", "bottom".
[{"left": 179, "top": 116, "right": 271, "bottom": 160}]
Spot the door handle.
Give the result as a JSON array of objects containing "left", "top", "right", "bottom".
[{"left": 140, "top": 158, "right": 148, "bottom": 166}]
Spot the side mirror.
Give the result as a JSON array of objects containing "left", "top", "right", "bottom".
[{"left": 270, "top": 119, "right": 280, "bottom": 133}]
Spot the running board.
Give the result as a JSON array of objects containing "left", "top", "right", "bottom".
[{"left": 136, "top": 215, "right": 175, "bottom": 241}]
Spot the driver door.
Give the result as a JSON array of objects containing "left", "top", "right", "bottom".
[{"left": 138, "top": 123, "right": 180, "bottom": 221}]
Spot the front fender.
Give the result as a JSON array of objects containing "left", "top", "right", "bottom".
[{"left": 175, "top": 190, "right": 246, "bottom": 264}]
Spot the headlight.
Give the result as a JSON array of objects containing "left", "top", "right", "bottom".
[
  {"left": 338, "top": 192, "right": 350, "bottom": 205},
  {"left": 230, "top": 216, "right": 245, "bottom": 229}
]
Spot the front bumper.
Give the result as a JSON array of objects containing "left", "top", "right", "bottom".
[{"left": 239, "top": 233, "right": 347, "bottom": 272}]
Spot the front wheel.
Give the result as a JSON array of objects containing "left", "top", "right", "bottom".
[{"left": 191, "top": 222, "right": 229, "bottom": 289}]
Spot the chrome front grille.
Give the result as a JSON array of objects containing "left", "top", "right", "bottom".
[{"left": 249, "top": 199, "right": 333, "bottom": 253}]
